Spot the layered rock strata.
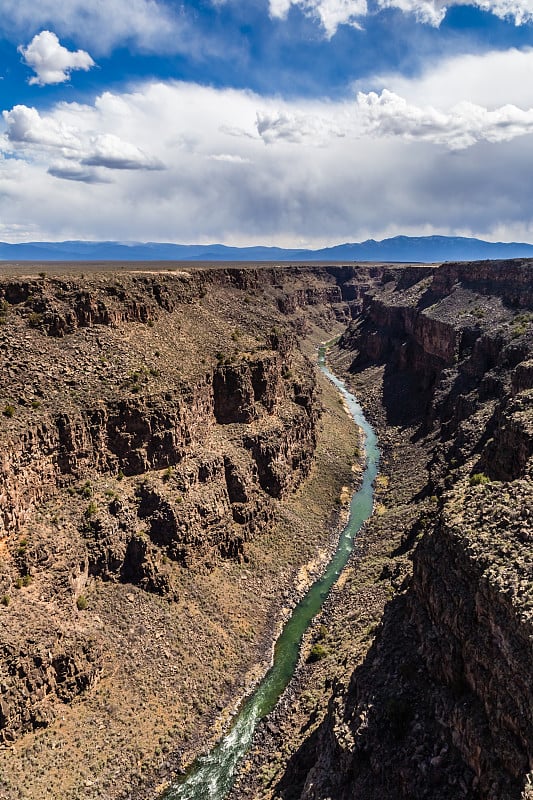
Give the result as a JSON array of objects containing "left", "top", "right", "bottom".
[
  {"left": 1, "top": 260, "right": 531, "bottom": 800},
  {"left": 0, "top": 268, "right": 336, "bottom": 747},
  {"left": 232, "top": 259, "right": 533, "bottom": 800}
]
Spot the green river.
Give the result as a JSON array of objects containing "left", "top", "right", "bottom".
[{"left": 161, "top": 345, "right": 380, "bottom": 800}]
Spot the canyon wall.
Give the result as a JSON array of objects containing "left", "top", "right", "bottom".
[
  {"left": 1, "top": 266, "right": 350, "bottom": 746},
  {"left": 286, "top": 260, "right": 533, "bottom": 800},
  {"left": 0, "top": 260, "right": 531, "bottom": 800}
]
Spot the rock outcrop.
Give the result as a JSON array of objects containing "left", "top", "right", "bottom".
[
  {"left": 0, "top": 268, "right": 328, "bottom": 746},
  {"left": 276, "top": 260, "right": 533, "bottom": 800}
]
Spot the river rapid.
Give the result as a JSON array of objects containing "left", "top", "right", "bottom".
[{"left": 160, "top": 344, "right": 380, "bottom": 800}]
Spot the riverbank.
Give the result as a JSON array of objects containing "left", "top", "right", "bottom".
[
  {"left": 145, "top": 339, "right": 378, "bottom": 800},
  {"left": 229, "top": 350, "right": 436, "bottom": 800},
  {"left": 0, "top": 269, "right": 360, "bottom": 800},
  {"left": 113, "top": 341, "right": 364, "bottom": 800}
]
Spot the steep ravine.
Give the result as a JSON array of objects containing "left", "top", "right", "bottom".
[
  {"left": 0, "top": 265, "right": 369, "bottom": 800},
  {"left": 231, "top": 259, "right": 533, "bottom": 800},
  {"left": 0, "top": 261, "right": 531, "bottom": 800}
]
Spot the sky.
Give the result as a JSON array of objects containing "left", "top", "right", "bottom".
[{"left": 1, "top": 0, "right": 533, "bottom": 246}]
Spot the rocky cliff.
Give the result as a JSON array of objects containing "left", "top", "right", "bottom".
[
  {"left": 0, "top": 268, "right": 336, "bottom": 747},
  {"left": 0, "top": 262, "right": 377, "bottom": 800},
  {"left": 265, "top": 260, "right": 533, "bottom": 800},
  {"left": 1, "top": 260, "right": 531, "bottom": 800}
]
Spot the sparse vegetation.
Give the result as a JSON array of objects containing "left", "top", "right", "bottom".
[
  {"left": 27, "top": 312, "right": 43, "bottom": 328},
  {"left": 307, "top": 643, "right": 328, "bottom": 663},
  {"left": 85, "top": 501, "right": 98, "bottom": 517},
  {"left": 162, "top": 466, "right": 174, "bottom": 482},
  {"left": 469, "top": 472, "right": 490, "bottom": 486},
  {"left": 0, "top": 299, "right": 9, "bottom": 324}
]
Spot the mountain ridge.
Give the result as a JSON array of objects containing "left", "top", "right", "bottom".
[{"left": 2, "top": 235, "right": 533, "bottom": 262}]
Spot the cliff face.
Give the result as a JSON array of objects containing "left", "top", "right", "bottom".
[
  {"left": 1, "top": 260, "right": 531, "bottom": 800},
  {"left": 0, "top": 268, "right": 336, "bottom": 747},
  {"left": 291, "top": 260, "right": 533, "bottom": 800}
]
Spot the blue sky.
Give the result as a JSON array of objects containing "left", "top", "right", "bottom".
[{"left": 1, "top": 0, "right": 533, "bottom": 245}]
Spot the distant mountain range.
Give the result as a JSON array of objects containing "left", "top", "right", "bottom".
[{"left": 2, "top": 235, "right": 533, "bottom": 262}]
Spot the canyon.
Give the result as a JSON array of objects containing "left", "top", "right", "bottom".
[{"left": 0, "top": 260, "right": 531, "bottom": 800}]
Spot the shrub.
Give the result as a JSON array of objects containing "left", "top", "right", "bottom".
[
  {"left": 318, "top": 624, "right": 328, "bottom": 640},
  {"left": 27, "top": 312, "right": 43, "bottom": 328},
  {"left": 3, "top": 404, "right": 15, "bottom": 418},
  {"left": 0, "top": 299, "right": 9, "bottom": 325},
  {"left": 85, "top": 501, "right": 97, "bottom": 517},
  {"left": 162, "top": 466, "right": 174, "bottom": 483},
  {"left": 1, "top": 595, "right": 10, "bottom": 607},
  {"left": 307, "top": 643, "right": 328, "bottom": 663},
  {"left": 469, "top": 472, "right": 490, "bottom": 486},
  {"left": 76, "top": 595, "right": 88, "bottom": 610}
]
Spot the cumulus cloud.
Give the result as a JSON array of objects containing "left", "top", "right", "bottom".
[
  {"left": 255, "top": 87, "right": 533, "bottom": 150},
  {"left": 269, "top": 0, "right": 533, "bottom": 33},
  {"left": 19, "top": 30, "right": 94, "bottom": 86},
  {"left": 3, "top": 104, "right": 163, "bottom": 173},
  {"left": 3, "top": 104, "right": 82, "bottom": 152},
  {"left": 82, "top": 134, "right": 164, "bottom": 170},
  {"left": 0, "top": 0, "right": 189, "bottom": 55},
  {"left": 355, "top": 89, "right": 533, "bottom": 148},
  {"left": 2, "top": 49, "right": 533, "bottom": 245},
  {"left": 47, "top": 160, "right": 110, "bottom": 183}
]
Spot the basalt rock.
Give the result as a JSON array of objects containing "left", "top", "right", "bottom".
[
  {"left": 282, "top": 259, "right": 533, "bottom": 800},
  {"left": 0, "top": 629, "right": 102, "bottom": 744},
  {"left": 0, "top": 267, "right": 330, "bottom": 745},
  {"left": 1, "top": 260, "right": 532, "bottom": 799}
]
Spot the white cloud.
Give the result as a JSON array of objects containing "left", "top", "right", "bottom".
[
  {"left": 269, "top": 0, "right": 367, "bottom": 35},
  {"left": 377, "top": 0, "right": 533, "bottom": 25},
  {"left": 355, "top": 89, "right": 533, "bottom": 148},
  {"left": 269, "top": 0, "right": 533, "bottom": 32},
  {"left": 269, "top": 0, "right": 294, "bottom": 15},
  {"left": 2, "top": 49, "right": 533, "bottom": 245},
  {"left": 1, "top": 0, "right": 189, "bottom": 55},
  {"left": 368, "top": 47, "right": 533, "bottom": 109},
  {"left": 19, "top": 30, "right": 94, "bottom": 86},
  {"left": 207, "top": 153, "right": 252, "bottom": 163},
  {"left": 48, "top": 159, "right": 110, "bottom": 183},
  {"left": 3, "top": 104, "right": 82, "bottom": 153},
  {"left": 3, "top": 104, "right": 163, "bottom": 172},
  {"left": 256, "top": 109, "right": 345, "bottom": 143},
  {"left": 82, "top": 134, "right": 164, "bottom": 170}
]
